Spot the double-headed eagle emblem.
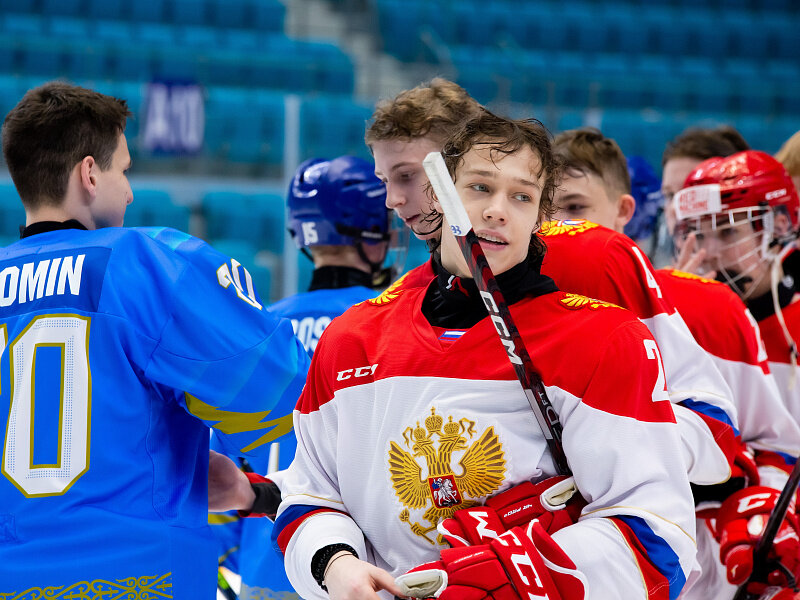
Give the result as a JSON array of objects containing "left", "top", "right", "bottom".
[
  {"left": 388, "top": 407, "right": 506, "bottom": 545},
  {"left": 539, "top": 219, "right": 599, "bottom": 237}
]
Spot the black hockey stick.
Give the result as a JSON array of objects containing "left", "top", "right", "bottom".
[
  {"left": 732, "top": 459, "right": 800, "bottom": 600},
  {"left": 421, "top": 151, "right": 570, "bottom": 476}
]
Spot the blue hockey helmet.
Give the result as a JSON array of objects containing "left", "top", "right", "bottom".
[
  {"left": 624, "top": 156, "right": 664, "bottom": 241},
  {"left": 288, "top": 156, "right": 390, "bottom": 248}
]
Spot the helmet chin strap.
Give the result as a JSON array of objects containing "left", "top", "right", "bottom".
[
  {"left": 355, "top": 242, "right": 392, "bottom": 289},
  {"left": 770, "top": 242, "right": 798, "bottom": 389}
]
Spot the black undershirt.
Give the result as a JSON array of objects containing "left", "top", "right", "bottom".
[
  {"left": 21, "top": 219, "right": 87, "bottom": 238},
  {"left": 421, "top": 252, "right": 558, "bottom": 329},
  {"left": 308, "top": 266, "right": 373, "bottom": 291},
  {"left": 747, "top": 250, "right": 800, "bottom": 321}
]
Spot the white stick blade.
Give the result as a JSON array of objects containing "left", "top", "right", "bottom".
[{"left": 422, "top": 151, "right": 473, "bottom": 237}]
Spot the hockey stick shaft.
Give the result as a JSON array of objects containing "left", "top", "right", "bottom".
[
  {"left": 733, "top": 458, "right": 800, "bottom": 600},
  {"left": 422, "top": 151, "right": 570, "bottom": 476},
  {"left": 218, "top": 568, "right": 239, "bottom": 600}
]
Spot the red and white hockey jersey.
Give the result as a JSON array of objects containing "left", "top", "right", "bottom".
[
  {"left": 273, "top": 286, "right": 699, "bottom": 600},
  {"left": 656, "top": 269, "right": 800, "bottom": 600},
  {"left": 758, "top": 299, "right": 800, "bottom": 424},
  {"left": 539, "top": 220, "right": 739, "bottom": 486},
  {"left": 657, "top": 268, "right": 800, "bottom": 484}
]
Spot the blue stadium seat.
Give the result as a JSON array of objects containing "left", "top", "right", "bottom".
[
  {"left": 108, "top": 44, "right": 153, "bottom": 81},
  {"left": 300, "top": 96, "right": 373, "bottom": 162},
  {"left": 0, "top": 183, "right": 24, "bottom": 240},
  {"left": 2, "top": 13, "right": 44, "bottom": 36},
  {"left": 42, "top": 0, "right": 82, "bottom": 17},
  {"left": 612, "top": 11, "right": 650, "bottom": 55},
  {"left": 0, "top": 75, "right": 24, "bottom": 118},
  {"left": 136, "top": 22, "right": 175, "bottom": 46},
  {"left": 252, "top": 0, "right": 287, "bottom": 33},
  {"left": 170, "top": 0, "right": 209, "bottom": 27},
  {"left": 86, "top": 0, "right": 125, "bottom": 21},
  {"left": 556, "top": 110, "right": 586, "bottom": 133},
  {"left": 125, "top": 189, "right": 191, "bottom": 232},
  {"left": 249, "top": 192, "right": 286, "bottom": 254},
  {"left": 48, "top": 17, "right": 90, "bottom": 40},
  {"left": 130, "top": 0, "right": 166, "bottom": 23},
  {"left": 0, "top": 234, "right": 20, "bottom": 248},
  {"left": 93, "top": 20, "right": 134, "bottom": 42},
  {"left": 153, "top": 47, "right": 200, "bottom": 81},
  {"left": 178, "top": 25, "right": 219, "bottom": 49},
  {"left": 19, "top": 40, "right": 64, "bottom": 78},
  {"left": 0, "top": 0, "right": 36, "bottom": 13},
  {"left": 63, "top": 41, "right": 107, "bottom": 81},
  {"left": 219, "top": 29, "right": 262, "bottom": 51},
  {"left": 771, "top": 118, "right": 800, "bottom": 154},
  {"left": 209, "top": 0, "right": 248, "bottom": 29},
  {"left": 404, "top": 235, "right": 431, "bottom": 273},
  {"left": 202, "top": 191, "right": 284, "bottom": 251}
]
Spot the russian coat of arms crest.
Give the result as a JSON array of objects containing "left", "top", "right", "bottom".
[{"left": 387, "top": 407, "right": 506, "bottom": 545}]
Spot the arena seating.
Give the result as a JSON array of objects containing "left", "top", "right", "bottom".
[
  {"left": 375, "top": 0, "right": 800, "bottom": 166},
  {"left": 0, "top": 0, "right": 797, "bottom": 298}
]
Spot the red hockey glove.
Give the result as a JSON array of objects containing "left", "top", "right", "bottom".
[
  {"left": 697, "top": 443, "right": 761, "bottom": 522},
  {"left": 395, "top": 521, "right": 586, "bottom": 600},
  {"left": 716, "top": 486, "right": 800, "bottom": 587},
  {"left": 437, "top": 476, "right": 583, "bottom": 547}
]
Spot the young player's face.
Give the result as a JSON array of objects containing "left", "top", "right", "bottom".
[
  {"left": 91, "top": 133, "right": 133, "bottom": 228},
  {"left": 372, "top": 137, "right": 442, "bottom": 240},
  {"left": 662, "top": 157, "right": 703, "bottom": 235},
  {"left": 552, "top": 170, "right": 628, "bottom": 233},
  {"left": 683, "top": 214, "right": 772, "bottom": 299},
  {"left": 439, "top": 143, "right": 544, "bottom": 277}
]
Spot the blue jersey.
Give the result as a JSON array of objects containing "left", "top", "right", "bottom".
[
  {"left": 212, "top": 284, "right": 375, "bottom": 599},
  {"left": 269, "top": 286, "right": 376, "bottom": 354},
  {"left": 0, "top": 226, "right": 309, "bottom": 599}
]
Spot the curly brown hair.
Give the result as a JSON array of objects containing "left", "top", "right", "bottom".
[
  {"left": 2, "top": 81, "right": 131, "bottom": 209},
  {"left": 424, "top": 110, "right": 562, "bottom": 262},
  {"left": 365, "top": 78, "right": 482, "bottom": 147}
]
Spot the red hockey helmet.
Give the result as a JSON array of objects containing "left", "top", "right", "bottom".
[
  {"left": 674, "top": 150, "right": 800, "bottom": 231},
  {"left": 672, "top": 151, "right": 800, "bottom": 300}
]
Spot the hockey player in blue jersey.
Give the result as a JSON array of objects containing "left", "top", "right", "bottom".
[
  {"left": 210, "top": 154, "right": 392, "bottom": 599},
  {"left": 273, "top": 154, "right": 393, "bottom": 353},
  {"left": 0, "top": 82, "right": 309, "bottom": 598}
]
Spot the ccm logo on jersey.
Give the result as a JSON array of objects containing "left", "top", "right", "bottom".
[{"left": 337, "top": 364, "right": 378, "bottom": 381}]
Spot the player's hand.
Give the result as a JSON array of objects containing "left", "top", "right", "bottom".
[
  {"left": 323, "top": 553, "right": 404, "bottom": 600},
  {"left": 438, "top": 476, "right": 583, "bottom": 547},
  {"left": 396, "top": 522, "right": 586, "bottom": 600},
  {"left": 208, "top": 450, "right": 255, "bottom": 512},
  {"left": 673, "top": 231, "right": 716, "bottom": 278},
  {"left": 716, "top": 486, "right": 800, "bottom": 587}
]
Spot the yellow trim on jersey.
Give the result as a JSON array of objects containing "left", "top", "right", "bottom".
[
  {"left": 0, "top": 572, "right": 172, "bottom": 599},
  {"left": 29, "top": 342, "right": 66, "bottom": 469},
  {"left": 667, "top": 269, "right": 721, "bottom": 285},
  {"left": 184, "top": 393, "right": 293, "bottom": 453}
]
